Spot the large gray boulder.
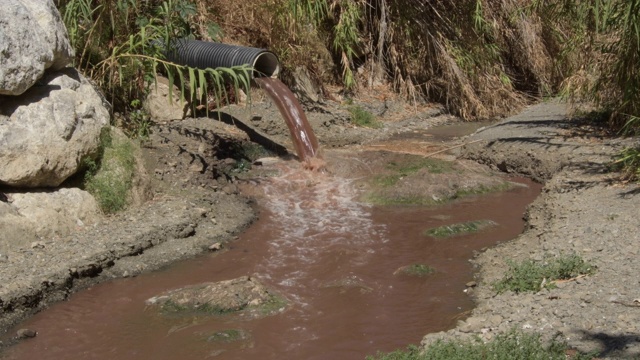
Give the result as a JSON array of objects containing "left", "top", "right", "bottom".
[
  {"left": 0, "top": 188, "right": 101, "bottom": 252},
  {"left": 0, "top": 68, "right": 110, "bottom": 187},
  {"left": 21, "top": 0, "right": 74, "bottom": 71},
  {"left": 0, "top": 0, "right": 74, "bottom": 96}
]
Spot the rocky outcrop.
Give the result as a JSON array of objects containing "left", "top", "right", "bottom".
[
  {"left": 0, "top": 68, "right": 110, "bottom": 187},
  {"left": 0, "top": 0, "right": 110, "bottom": 251},
  {"left": 0, "top": 0, "right": 73, "bottom": 96}
]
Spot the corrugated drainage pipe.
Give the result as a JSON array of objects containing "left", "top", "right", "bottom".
[{"left": 164, "top": 39, "right": 280, "bottom": 78}]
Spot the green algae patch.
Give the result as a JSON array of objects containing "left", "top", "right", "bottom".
[
  {"left": 146, "top": 276, "right": 288, "bottom": 319},
  {"left": 356, "top": 152, "right": 516, "bottom": 206},
  {"left": 394, "top": 264, "right": 436, "bottom": 277},
  {"left": 206, "top": 329, "right": 251, "bottom": 344},
  {"left": 373, "top": 157, "right": 454, "bottom": 188},
  {"left": 424, "top": 220, "right": 497, "bottom": 238}
]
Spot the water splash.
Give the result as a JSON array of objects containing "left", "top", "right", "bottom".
[{"left": 253, "top": 163, "right": 387, "bottom": 293}]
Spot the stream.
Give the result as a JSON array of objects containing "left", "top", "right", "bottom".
[{"left": 2, "top": 158, "right": 540, "bottom": 359}]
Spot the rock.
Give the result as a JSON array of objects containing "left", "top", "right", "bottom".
[
  {"left": 0, "top": 1, "right": 52, "bottom": 95},
  {"left": 290, "top": 66, "right": 321, "bottom": 104},
  {"left": 20, "top": 0, "right": 74, "bottom": 70},
  {"left": 5, "top": 188, "right": 101, "bottom": 247},
  {"left": 30, "top": 241, "right": 45, "bottom": 249},
  {"left": 0, "top": 0, "right": 73, "bottom": 96},
  {"left": 16, "top": 329, "right": 37, "bottom": 339},
  {"left": 222, "top": 184, "right": 238, "bottom": 195},
  {"left": 0, "top": 68, "right": 110, "bottom": 187},
  {"left": 143, "top": 76, "right": 188, "bottom": 122},
  {"left": 208, "top": 242, "right": 223, "bottom": 251},
  {"left": 146, "top": 276, "right": 286, "bottom": 316}
]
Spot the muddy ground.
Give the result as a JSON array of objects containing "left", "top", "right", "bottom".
[{"left": 0, "top": 93, "right": 638, "bottom": 358}]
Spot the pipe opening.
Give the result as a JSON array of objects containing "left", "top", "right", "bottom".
[{"left": 253, "top": 52, "right": 280, "bottom": 78}]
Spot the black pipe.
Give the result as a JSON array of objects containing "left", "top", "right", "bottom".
[{"left": 164, "top": 39, "right": 280, "bottom": 78}]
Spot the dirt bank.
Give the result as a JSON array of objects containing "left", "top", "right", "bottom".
[
  {"left": 423, "top": 101, "right": 640, "bottom": 359},
  {"left": 0, "top": 97, "right": 638, "bottom": 358}
]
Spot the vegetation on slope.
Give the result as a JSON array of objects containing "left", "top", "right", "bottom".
[{"left": 60, "top": 0, "right": 640, "bottom": 179}]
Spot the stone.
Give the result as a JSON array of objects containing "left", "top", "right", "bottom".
[
  {"left": 0, "top": 68, "right": 110, "bottom": 187},
  {"left": 16, "top": 329, "right": 37, "bottom": 338},
  {"left": 208, "top": 242, "right": 223, "bottom": 251},
  {"left": 143, "top": 76, "right": 188, "bottom": 122},
  {"left": 290, "top": 66, "right": 321, "bottom": 104},
  {"left": 7, "top": 188, "right": 100, "bottom": 245},
  {"left": 0, "top": 0, "right": 52, "bottom": 95},
  {"left": 20, "top": 0, "right": 74, "bottom": 70},
  {"left": 0, "top": 0, "right": 73, "bottom": 96},
  {"left": 146, "top": 276, "right": 285, "bottom": 316}
]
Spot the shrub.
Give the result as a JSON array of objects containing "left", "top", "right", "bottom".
[
  {"left": 84, "top": 130, "right": 136, "bottom": 214},
  {"left": 493, "top": 253, "right": 596, "bottom": 294},
  {"left": 61, "top": 0, "right": 251, "bottom": 129},
  {"left": 367, "top": 330, "right": 595, "bottom": 360},
  {"left": 349, "top": 105, "right": 382, "bottom": 128}
]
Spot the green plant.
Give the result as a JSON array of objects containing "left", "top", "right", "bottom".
[
  {"left": 84, "top": 131, "right": 136, "bottom": 214},
  {"left": 367, "top": 330, "right": 595, "bottom": 360},
  {"left": 611, "top": 146, "right": 640, "bottom": 181},
  {"left": 451, "top": 182, "right": 513, "bottom": 199},
  {"left": 395, "top": 264, "right": 435, "bottom": 277},
  {"left": 424, "top": 220, "right": 496, "bottom": 238},
  {"left": 493, "top": 254, "right": 596, "bottom": 294},
  {"left": 282, "top": 0, "right": 362, "bottom": 90},
  {"left": 348, "top": 105, "right": 381, "bottom": 128},
  {"left": 206, "top": 329, "right": 249, "bottom": 343},
  {"left": 61, "top": 0, "right": 251, "bottom": 119},
  {"left": 331, "top": 0, "right": 363, "bottom": 90},
  {"left": 127, "top": 99, "right": 152, "bottom": 140},
  {"left": 373, "top": 158, "right": 452, "bottom": 188}
]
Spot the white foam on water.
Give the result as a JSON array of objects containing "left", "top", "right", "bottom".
[{"left": 254, "top": 165, "right": 387, "bottom": 290}]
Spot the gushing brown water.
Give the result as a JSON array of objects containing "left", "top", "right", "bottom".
[
  {"left": 2, "top": 160, "right": 541, "bottom": 360},
  {"left": 254, "top": 77, "right": 320, "bottom": 162}
]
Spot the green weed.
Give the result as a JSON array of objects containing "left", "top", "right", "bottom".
[
  {"left": 395, "top": 264, "right": 435, "bottom": 277},
  {"left": 364, "top": 194, "right": 438, "bottom": 206},
  {"left": 61, "top": 0, "right": 251, "bottom": 118},
  {"left": 367, "top": 330, "right": 595, "bottom": 360},
  {"left": 611, "top": 146, "right": 640, "bottom": 181},
  {"left": 424, "top": 220, "right": 497, "bottom": 238},
  {"left": 349, "top": 106, "right": 382, "bottom": 128},
  {"left": 206, "top": 329, "right": 249, "bottom": 343},
  {"left": 373, "top": 158, "right": 452, "bottom": 188},
  {"left": 451, "top": 182, "right": 513, "bottom": 199},
  {"left": 493, "top": 254, "right": 596, "bottom": 294},
  {"left": 84, "top": 130, "right": 136, "bottom": 214}
]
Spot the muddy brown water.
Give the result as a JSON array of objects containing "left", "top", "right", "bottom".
[
  {"left": 255, "top": 77, "right": 320, "bottom": 162},
  {"left": 2, "top": 159, "right": 541, "bottom": 360}
]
